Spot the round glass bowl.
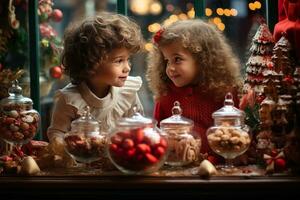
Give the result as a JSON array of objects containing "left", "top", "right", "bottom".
[{"left": 107, "top": 109, "right": 168, "bottom": 174}]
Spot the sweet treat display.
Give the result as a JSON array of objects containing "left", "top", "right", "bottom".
[
  {"left": 160, "top": 101, "right": 201, "bottom": 166},
  {"left": 64, "top": 106, "right": 106, "bottom": 163},
  {"left": 207, "top": 125, "right": 250, "bottom": 159},
  {"left": 207, "top": 93, "right": 251, "bottom": 160},
  {"left": 107, "top": 108, "right": 168, "bottom": 174},
  {"left": 0, "top": 80, "right": 39, "bottom": 144}
]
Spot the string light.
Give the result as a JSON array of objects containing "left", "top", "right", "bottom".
[
  {"left": 145, "top": 43, "right": 154, "bottom": 51},
  {"left": 217, "top": 23, "right": 225, "bottom": 31},
  {"left": 254, "top": 1, "right": 261, "bottom": 9},
  {"left": 224, "top": 8, "right": 231, "bottom": 16},
  {"left": 249, "top": 1, "right": 262, "bottom": 11},
  {"left": 187, "top": 8, "right": 195, "bottom": 18},
  {"left": 205, "top": 8, "right": 213, "bottom": 16},
  {"left": 216, "top": 8, "right": 224, "bottom": 16},
  {"left": 230, "top": 8, "right": 238, "bottom": 16},
  {"left": 150, "top": 1, "right": 162, "bottom": 15}
]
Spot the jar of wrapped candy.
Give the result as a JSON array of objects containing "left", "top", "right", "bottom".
[
  {"left": 160, "top": 101, "right": 201, "bottom": 166},
  {"left": 0, "top": 80, "right": 40, "bottom": 145},
  {"left": 64, "top": 106, "right": 106, "bottom": 163},
  {"left": 107, "top": 108, "right": 168, "bottom": 175},
  {"left": 206, "top": 93, "right": 251, "bottom": 164}
]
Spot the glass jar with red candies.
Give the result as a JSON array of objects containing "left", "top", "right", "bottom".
[
  {"left": 107, "top": 108, "right": 168, "bottom": 175},
  {"left": 0, "top": 80, "right": 40, "bottom": 145},
  {"left": 64, "top": 106, "right": 106, "bottom": 163}
]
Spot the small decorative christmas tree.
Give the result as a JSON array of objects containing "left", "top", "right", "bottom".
[
  {"left": 244, "top": 22, "right": 275, "bottom": 94},
  {"left": 272, "top": 34, "right": 297, "bottom": 135}
]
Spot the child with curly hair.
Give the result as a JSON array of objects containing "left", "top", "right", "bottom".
[
  {"left": 147, "top": 19, "right": 242, "bottom": 153},
  {"left": 47, "top": 12, "right": 144, "bottom": 148}
]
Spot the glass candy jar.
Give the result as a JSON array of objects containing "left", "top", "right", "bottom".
[
  {"left": 107, "top": 109, "right": 168, "bottom": 175},
  {"left": 206, "top": 93, "right": 251, "bottom": 167},
  {"left": 64, "top": 106, "right": 106, "bottom": 163},
  {"left": 0, "top": 80, "right": 40, "bottom": 145},
  {"left": 160, "top": 101, "right": 201, "bottom": 166}
]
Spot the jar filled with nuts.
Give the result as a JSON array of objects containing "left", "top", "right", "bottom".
[
  {"left": 64, "top": 106, "right": 106, "bottom": 163},
  {"left": 0, "top": 80, "right": 40, "bottom": 145},
  {"left": 206, "top": 93, "right": 251, "bottom": 168},
  {"left": 107, "top": 107, "right": 168, "bottom": 175},
  {"left": 160, "top": 101, "right": 201, "bottom": 167}
]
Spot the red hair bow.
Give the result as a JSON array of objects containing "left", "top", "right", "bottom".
[{"left": 153, "top": 28, "right": 164, "bottom": 44}]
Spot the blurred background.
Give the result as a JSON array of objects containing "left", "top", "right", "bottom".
[{"left": 0, "top": 0, "right": 271, "bottom": 139}]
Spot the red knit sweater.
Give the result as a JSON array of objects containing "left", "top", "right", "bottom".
[{"left": 154, "top": 84, "right": 239, "bottom": 154}]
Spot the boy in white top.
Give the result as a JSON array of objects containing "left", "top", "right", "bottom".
[{"left": 47, "top": 12, "right": 144, "bottom": 156}]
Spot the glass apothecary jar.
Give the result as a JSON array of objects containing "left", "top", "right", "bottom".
[
  {"left": 206, "top": 93, "right": 251, "bottom": 167},
  {"left": 107, "top": 108, "right": 168, "bottom": 175},
  {"left": 64, "top": 106, "right": 106, "bottom": 163},
  {"left": 160, "top": 101, "right": 201, "bottom": 166},
  {"left": 0, "top": 80, "right": 40, "bottom": 145}
]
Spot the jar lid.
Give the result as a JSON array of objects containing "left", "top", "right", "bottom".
[
  {"left": 212, "top": 93, "right": 244, "bottom": 119},
  {"left": 71, "top": 106, "right": 100, "bottom": 132},
  {"left": 117, "top": 106, "right": 154, "bottom": 127},
  {"left": 160, "top": 101, "right": 193, "bottom": 127},
  {"left": 0, "top": 80, "right": 33, "bottom": 106}
]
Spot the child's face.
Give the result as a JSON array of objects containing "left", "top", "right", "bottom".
[
  {"left": 91, "top": 47, "right": 131, "bottom": 88},
  {"left": 160, "top": 41, "right": 199, "bottom": 87}
]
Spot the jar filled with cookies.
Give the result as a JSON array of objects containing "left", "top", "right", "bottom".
[
  {"left": 0, "top": 80, "right": 40, "bottom": 145},
  {"left": 107, "top": 107, "right": 168, "bottom": 175},
  {"left": 160, "top": 101, "right": 201, "bottom": 166},
  {"left": 206, "top": 93, "right": 250, "bottom": 167},
  {"left": 64, "top": 106, "right": 106, "bottom": 163}
]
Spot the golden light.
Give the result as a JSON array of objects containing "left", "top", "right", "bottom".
[
  {"left": 145, "top": 43, "right": 154, "bottom": 51},
  {"left": 224, "top": 8, "right": 231, "bottom": 16},
  {"left": 148, "top": 24, "right": 155, "bottom": 32},
  {"left": 152, "top": 23, "right": 161, "bottom": 32},
  {"left": 230, "top": 8, "right": 238, "bottom": 16},
  {"left": 150, "top": 1, "right": 162, "bottom": 15},
  {"left": 205, "top": 8, "right": 213, "bottom": 16},
  {"left": 163, "top": 19, "right": 173, "bottom": 26},
  {"left": 130, "top": 0, "right": 151, "bottom": 15},
  {"left": 178, "top": 13, "right": 188, "bottom": 20},
  {"left": 217, "top": 23, "right": 225, "bottom": 31},
  {"left": 170, "top": 14, "right": 178, "bottom": 21},
  {"left": 187, "top": 8, "right": 195, "bottom": 18},
  {"left": 216, "top": 8, "right": 224, "bottom": 16},
  {"left": 249, "top": 3, "right": 256, "bottom": 10},
  {"left": 254, "top": 1, "right": 262, "bottom": 9},
  {"left": 213, "top": 17, "right": 222, "bottom": 24}
]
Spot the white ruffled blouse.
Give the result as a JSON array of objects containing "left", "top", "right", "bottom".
[{"left": 47, "top": 76, "right": 143, "bottom": 142}]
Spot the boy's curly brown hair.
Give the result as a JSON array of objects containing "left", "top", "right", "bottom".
[
  {"left": 146, "top": 19, "right": 242, "bottom": 101},
  {"left": 62, "top": 12, "right": 144, "bottom": 84}
]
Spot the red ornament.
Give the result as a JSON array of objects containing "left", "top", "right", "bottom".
[
  {"left": 50, "top": 66, "right": 62, "bottom": 79},
  {"left": 275, "top": 158, "right": 286, "bottom": 171},
  {"left": 51, "top": 9, "right": 63, "bottom": 22}
]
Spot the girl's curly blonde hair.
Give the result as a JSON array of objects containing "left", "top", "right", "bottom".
[
  {"left": 147, "top": 19, "right": 242, "bottom": 101},
  {"left": 62, "top": 12, "right": 144, "bottom": 84}
]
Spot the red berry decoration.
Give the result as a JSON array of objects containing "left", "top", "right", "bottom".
[
  {"left": 49, "top": 66, "right": 62, "bottom": 79},
  {"left": 51, "top": 9, "right": 63, "bottom": 22}
]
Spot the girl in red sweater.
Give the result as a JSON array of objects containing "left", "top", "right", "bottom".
[{"left": 146, "top": 19, "right": 242, "bottom": 154}]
